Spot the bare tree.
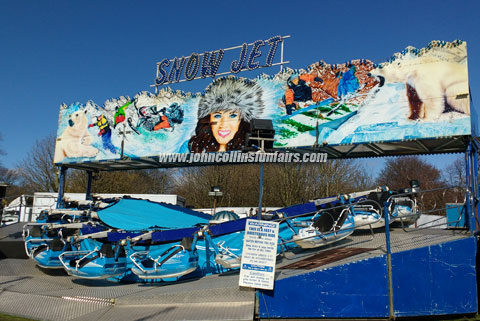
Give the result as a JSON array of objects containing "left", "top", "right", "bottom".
[
  {"left": 0, "top": 167, "right": 22, "bottom": 199},
  {"left": 15, "top": 134, "right": 174, "bottom": 195},
  {"left": 377, "top": 156, "right": 443, "bottom": 190},
  {"left": 441, "top": 157, "right": 467, "bottom": 204},
  {"left": 0, "top": 133, "right": 29, "bottom": 204},
  {"left": 262, "top": 160, "right": 374, "bottom": 207},
  {"left": 172, "top": 165, "right": 259, "bottom": 208},
  {"left": 16, "top": 134, "right": 58, "bottom": 194},
  {"left": 376, "top": 156, "right": 446, "bottom": 212},
  {"left": 66, "top": 168, "right": 173, "bottom": 194},
  {"left": 0, "top": 166, "right": 17, "bottom": 186},
  {"left": 172, "top": 159, "right": 374, "bottom": 208},
  {"left": 443, "top": 157, "right": 466, "bottom": 188}
]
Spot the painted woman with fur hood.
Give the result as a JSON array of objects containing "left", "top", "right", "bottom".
[{"left": 189, "top": 77, "right": 264, "bottom": 153}]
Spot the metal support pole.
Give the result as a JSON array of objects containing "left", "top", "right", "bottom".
[
  {"left": 384, "top": 201, "right": 394, "bottom": 319},
  {"left": 280, "top": 40, "right": 284, "bottom": 72},
  {"left": 56, "top": 166, "right": 67, "bottom": 209},
  {"left": 86, "top": 171, "right": 93, "bottom": 201},
  {"left": 16, "top": 196, "right": 21, "bottom": 223},
  {"left": 465, "top": 143, "right": 474, "bottom": 234},
  {"left": 18, "top": 196, "right": 22, "bottom": 222},
  {"left": 257, "top": 162, "right": 264, "bottom": 220},
  {"left": 471, "top": 141, "right": 479, "bottom": 231}
]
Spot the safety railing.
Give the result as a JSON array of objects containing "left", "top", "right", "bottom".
[{"left": 272, "top": 185, "right": 470, "bottom": 265}]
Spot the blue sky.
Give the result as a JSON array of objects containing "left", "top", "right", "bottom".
[{"left": 0, "top": 0, "right": 477, "bottom": 175}]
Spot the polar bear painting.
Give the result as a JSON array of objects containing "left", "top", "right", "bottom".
[
  {"left": 369, "top": 44, "right": 470, "bottom": 122},
  {"left": 54, "top": 109, "right": 98, "bottom": 163}
]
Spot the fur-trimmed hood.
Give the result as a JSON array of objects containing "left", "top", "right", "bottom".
[{"left": 198, "top": 77, "right": 264, "bottom": 121}]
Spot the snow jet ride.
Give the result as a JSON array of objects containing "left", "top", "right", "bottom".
[{"left": 22, "top": 186, "right": 420, "bottom": 282}]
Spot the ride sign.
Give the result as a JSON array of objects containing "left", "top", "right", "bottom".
[
  {"left": 239, "top": 219, "right": 279, "bottom": 290},
  {"left": 153, "top": 35, "right": 289, "bottom": 86}
]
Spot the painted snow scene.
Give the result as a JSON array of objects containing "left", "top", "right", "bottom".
[
  {"left": 54, "top": 40, "right": 471, "bottom": 164},
  {"left": 54, "top": 91, "right": 199, "bottom": 164},
  {"left": 273, "top": 39, "right": 470, "bottom": 147}
]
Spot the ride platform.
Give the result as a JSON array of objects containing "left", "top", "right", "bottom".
[
  {"left": 0, "top": 227, "right": 475, "bottom": 320},
  {"left": 0, "top": 223, "right": 28, "bottom": 259},
  {"left": 262, "top": 227, "right": 477, "bottom": 319}
]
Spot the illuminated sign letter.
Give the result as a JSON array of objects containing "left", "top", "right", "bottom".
[
  {"left": 247, "top": 40, "right": 265, "bottom": 70},
  {"left": 230, "top": 43, "right": 248, "bottom": 74},
  {"left": 201, "top": 50, "right": 225, "bottom": 78},
  {"left": 155, "top": 59, "right": 170, "bottom": 85},
  {"left": 184, "top": 53, "right": 200, "bottom": 81},
  {"left": 265, "top": 36, "right": 282, "bottom": 67},
  {"left": 168, "top": 57, "right": 186, "bottom": 83}
]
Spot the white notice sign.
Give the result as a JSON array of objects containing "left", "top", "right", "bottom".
[{"left": 239, "top": 219, "right": 279, "bottom": 290}]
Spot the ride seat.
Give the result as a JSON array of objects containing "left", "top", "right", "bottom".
[
  {"left": 50, "top": 239, "right": 64, "bottom": 251},
  {"left": 62, "top": 228, "right": 80, "bottom": 238},
  {"left": 367, "top": 191, "right": 395, "bottom": 216},
  {"left": 30, "top": 226, "right": 42, "bottom": 237},
  {"left": 334, "top": 210, "right": 349, "bottom": 231},
  {"left": 32, "top": 244, "right": 48, "bottom": 257},
  {"left": 181, "top": 237, "right": 194, "bottom": 251},
  {"left": 313, "top": 211, "right": 336, "bottom": 232},
  {"left": 100, "top": 243, "right": 115, "bottom": 258}
]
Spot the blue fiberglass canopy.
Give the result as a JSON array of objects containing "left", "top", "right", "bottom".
[{"left": 96, "top": 198, "right": 211, "bottom": 231}]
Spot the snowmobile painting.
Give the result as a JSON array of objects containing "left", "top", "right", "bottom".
[
  {"left": 276, "top": 59, "right": 379, "bottom": 147},
  {"left": 128, "top": 102, "right": 184, "bottom": 134}
]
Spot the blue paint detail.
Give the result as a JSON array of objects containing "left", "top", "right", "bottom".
[
  {"left": 107, "top": 217, "right": 248, "bottom": 243},
  {"left": 258, "top": 255, "right": 389, "bottom": 318},
  {"left": 316, "top": 111, "right": 357, "bottom": 131},
  {"left": 151, "top": 227, "right": 200, "bottom": 242},
  {"left": 97, "top": 198, "right": 211, "bottom": 231},
  {"left": 107, "top": 231, "right": 142, "bottom": 242},
  {"left": 270, "top": 202, "right": 317, "bottom": 218},
  {"left": 465, "top": 140, "right": 479, "bottom": 234},
  {"left": 258, "top": 237, "right": 477, "bottom": 318},
  {"left": 209, "top": 217, "right": 248, "bottom": 236},
  {"left": 279, "top": 98, "right": 334, "bottom": 120},
  {"left": 242, "top": 264, "right": 273, "bottom": 272},
  {"left": 337, "top": 66, "right": 359, "bottom": 98},
  {"left": 470, "top": 101, "right": 478, "bottom": 137},
  {"left": 81, "top": 225, "right": 109, "bottom": 235},
  {"left": 384, "top": 202, "right": 392, "bottom": 255},
  {"left": 446, "top": 203, "right": 466, "bottom": 228},
  {"left": 472, "top": 142, "right": 479, "bottom": 233},
  {"left": 56, "top": 166, "right": 67, "bottom": 209},
  {"left": 392, "top": 237, "right": 477, "bottom": 317},
  {"left": 101, "top": 129, "right": 116, "bottom": 154},
  {"left": 465, "top": 143, "right": 473, "bottom": 233}
]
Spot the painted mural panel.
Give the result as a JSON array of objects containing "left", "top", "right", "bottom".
[{"left": 54, "top": 40, "right": 470, "bottom": 164}]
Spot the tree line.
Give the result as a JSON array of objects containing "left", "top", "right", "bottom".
[{"left": 0, "top": 133, "right": 468, "bottom": 213}]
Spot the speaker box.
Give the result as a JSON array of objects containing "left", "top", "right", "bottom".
[{"left": 247, "top": 119, "right": 275, "bottom": 150}]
